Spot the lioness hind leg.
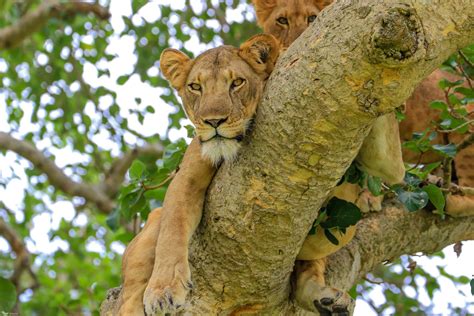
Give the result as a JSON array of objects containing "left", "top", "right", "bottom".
[
  {"left": 119, "top": 208, "right": 162, "bottom": 316},
  {"left": 295, "top": 259, "right": 354, "bottom": 315},
  {"left": 446, "top": 135, "right": 474, "bottom": 217}
]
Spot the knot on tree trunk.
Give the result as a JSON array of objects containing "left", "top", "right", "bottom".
[{"left": 369, "top": 5, "right": 425, "bottom": 66}]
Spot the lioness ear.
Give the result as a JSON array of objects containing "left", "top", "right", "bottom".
[
  {"left": 239, "top": 33, "right": 280, "bottom": 79},
  {"left": 252, "top": 0, "right": 276, "bottom": 27},
  {"left": 314, "top": 0, "right": 334, "bottom": 11},
  {"left": 160, "top": 48, "right": 192, "bottom": 90}
]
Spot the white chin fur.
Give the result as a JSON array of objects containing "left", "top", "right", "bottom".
[{"left": 201, "top": 138, "right": 241, "bottom": 165}]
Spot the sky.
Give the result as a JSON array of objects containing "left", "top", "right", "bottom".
[{"left": 0, "top": 0, "right": 472, "bottom": 315}]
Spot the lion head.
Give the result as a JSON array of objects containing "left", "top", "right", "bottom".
[
  {"left": 160, "top": 34, "right": 279, "bottom": 165},
  {"left": 252, "top": 0, "right": 333, "bottom": 48}
]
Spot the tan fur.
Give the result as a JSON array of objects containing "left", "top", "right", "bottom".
[
  {"left": 400, "top": 70, "right": 474, "bottom": 216},
  {"left": 119, "top": 34, "right": 281, "bottom": 315},
  {"left": 252, "top": 0, "right": 333, "bottom": 47},
  {"left": 357, "top": 113, "right": 405, "bottom": 185}
]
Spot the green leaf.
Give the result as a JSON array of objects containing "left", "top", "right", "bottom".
[
  {"left": 404, "top": 173, "right": 422, "bottom": 187},
  {"left": 454, "top": 86, "right": 474, "bottom": 98},
  {"left": 130, "top": 193, "right": 147, "bottom": 214},
  {"left": 470, "top": 278, "right": 474, "bottom": 295},
  {"left": 324, "top": 229, "right": 339, "bottom": 245},
  {"left": 146, "top": 105, "right": 155, "bottom": 113},
  {"left": 407, "top": 161, "right": 441, "bottom": 180},
  {"left": 106, "top": 208, "right": 121, "bottom": 231},
  {"left": 184, "top": 125, "right": 195, "bottom": 138},
  {"left": 344, "top": 163, "right": 364, "bottom": 185},
  {"left": 367, "top": 175, "right": 382, "bottom": 196},
  {"left": 117, "top": 75, "right": 129, "bottom": 85},
  {"left": 120, "top": 190, "right": 141, "bottom": 219},
  {"left": 429, "top": 100, "right": 448, "bottom": 111},
  {"left": 320, "top": 197, "right": 362, "bottom": 229},
  {"left": 348, "top": 285, "right": 358, "bottom": 299},
  {"left": 129, "top": 160, "right": 146, "bottom": 180},
  {"left": 144, "top": 187, "right": 167, "bottom": 203},
  {"left": 163, "top": 139, "right": 187, "bottom": 170},
  {"left": 422, "top": 184, "right": 445, "bottom": 216},
  {"left": 0, "top": 277, "right": 16, "bottom": 312},
  {"left": 308, "top": 210, "right": 328, "bottom": 235},
  {"left": 438, "top": 78, "right": 464, "bottom": 89},
  {"left": 394, "top": 108, "right": 406, "bottom": 122},
  {"left": 396, "top": 188, "right": 429, "bottom": 212},
  {"left": 132, "top": 0, "right": 147, "bottom": 13},
  {"left": 432, "top": 143, "right": 457, "bottom": 158}
]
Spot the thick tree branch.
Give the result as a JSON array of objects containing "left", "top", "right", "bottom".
[
  {"left": 0, "top": 132, "right": 163, "bottom": 213},
  {"left": 186, "top": 0, "right": 474, "bottom": 313},
  {"left": 324, "top": 200, "right": 474, "bottom": 293},
  {"left": 0, "top": 132, "right": 115, "bottom": 213},
  {"left": 0, "top": 1, "right": 110, "bottom": 50}
]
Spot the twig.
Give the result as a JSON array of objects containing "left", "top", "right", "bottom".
[
  {"left": 459, "top": 50, "right": 474, "bottom": 69},
  {"left": 142, "top": 170, "right": 177, "bottom": 191},
  {"left": 456, "top": 133, "right": 474, "bottom": 152},
  {"left": 0, "top": 1, "right": 110, "bottom": 50},
  {"left": 456, "top": 64, "right": 472, "bottom": 89},
  {"left": 0, "top": 218, "right": 39, "bottom": 292},
  {"left": 363, "top": 276, "right": 384, "bottom": 285},
  {"left": 101, "top": 144, "right": 164, "bottom": 196},
  {"left": 437, "top": 119, "right": 474, "bottom": 133},
  {"left": 427, "top": 174, "right": 474, "bottom": 196}
]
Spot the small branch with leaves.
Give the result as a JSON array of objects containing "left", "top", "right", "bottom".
[
  {"left": 0, "top": 218, "right": 39, "bottom": 295},
  {"left": 0, "top": 0, "right": 110, "bottom": 50}
]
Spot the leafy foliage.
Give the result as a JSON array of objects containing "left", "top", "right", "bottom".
[{"left": 0, "top": 277, "right": 16, "bottom": 312}]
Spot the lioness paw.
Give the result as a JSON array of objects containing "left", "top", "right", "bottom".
[
  {"left": 295, "top": 277, "right": 354, "bottom": 316},
  {"left": 356, "top": 189, "right": 383, "bottom": 213},
  {"left": 312, "top": 287, "right": 354, "bottom": 316},
  {"left": 143, "top": 259, "right": 192, "bottom": 315}
]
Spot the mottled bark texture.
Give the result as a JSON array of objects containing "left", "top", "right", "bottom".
[{"left": 101, "top": 0, "right": 474, "bottom": 314}]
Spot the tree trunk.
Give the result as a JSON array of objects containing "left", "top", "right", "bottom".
[{"left": 101, "top": 0, "right": 474, "bottom": 314}]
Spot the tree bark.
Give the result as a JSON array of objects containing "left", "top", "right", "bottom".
[
  {"left": 101, "top": 0, "right": 474, "bottom": 314},
  {"left": 187, "top": 0, "right": 474, "bottom": 314}
]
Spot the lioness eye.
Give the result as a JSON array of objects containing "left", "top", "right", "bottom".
[
  {"left": 308, "top": 15, "right": 317, "bottom": 23},
  {"left": 231, "top": 78, "right": 245, "bottom": 89},
  {"left": 188, "top": 83, "right": 201, "bottom": 91},
  {"left": 276, "top": 17, "right": 288, "bottom": 25}
]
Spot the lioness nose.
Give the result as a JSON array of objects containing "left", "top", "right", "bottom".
[{"left": 204, "top": 118, "right": 227, "bottom": 128}]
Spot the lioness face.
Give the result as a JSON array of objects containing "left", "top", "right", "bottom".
[
  {"left": 253, "top": 0, "right": 333, "bottom": 48},
  {"left": 160, "top": 34, "right": 279, "bottom": 165}
]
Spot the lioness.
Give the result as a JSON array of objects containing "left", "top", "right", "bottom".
[
  {"left": 118, "top": 34, "right": 284, "bottom": 315},
  {"left": 252, "top": 0, "right": 474, "bottom": 216}
]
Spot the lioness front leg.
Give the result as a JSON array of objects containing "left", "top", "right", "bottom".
[
  {"left": 119, "top": 208, "right": 162, "bottom": 316},
  {"left": 143, "top": 138, "right": 216, "bottom": 315}
]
